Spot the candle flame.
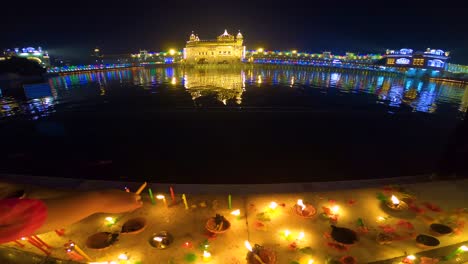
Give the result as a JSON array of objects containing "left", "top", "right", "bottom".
[
  {"left": 20, "top": 237, "right": 27, "bottom": 241},
  {"left": 244, "top": 240, "right": 253, "bottom": 252},
  {"left": 105, "top": 217, "right": 115, "bottom": 223},
  {"left": 156, "top": 195, "right": 165, "bottom": 200},
  {"left": 269, "top": 202, "right": 278, "bottom": 210},
  {"left": 406, "top": 255, "right": 416, "bottom": 260},
  {"left": 308, "top": 260, "right": 314, "bottom": 264},
  {"left": 297, "top": 199, "right": 306, "bottom": 211},
  {"left": 298, "top": 232, "right": 305, "bottom": 240},
  {"left": 460, "top": 245, "right": 468, "bottom": 251},
  {"left": 284, "top": 230, "right": 291, "bottom": 237},
  {"left": 331, "top": 205, "right": 340, "bottom": 214},
  {"left": 203, "top": 250, "right": 211, "bottom": 257},
  {"left": 154, "top": 237, "right": 163, "bottom": 242},
  {"left": 391, "top": 195, "right": 400, "bottom": 205},
  {"left": 231, "top": 209, "right": 240, "bottom": 216},
  {"left": 118, "top": 253, "right": 129, "bottom": 260},
  {"left": 377, "top": 216, "right": 386, "bottom": 222}
]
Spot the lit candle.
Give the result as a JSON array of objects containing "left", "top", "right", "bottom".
[
  {"left": 297, "top": 231, "right": 305, "bottom": 241},
  {"left": 135, "top": 182, "right": 147, "bottom": 195},
  {"left": 269, "top": 202, "right": 278, "bottom": 210},
  {"left": 182, "top": 194, "right": 189, "bottom": 209},
  {"left": 118, "top": 253, "right": 129, "bottom": 260},
  {"left": 105, "top": 216, "right": 117, "bottom": 226},
  {"left": 148, "top": 188, "right": 156, "bottom": 205},
  {"left": 154, "top": 236, "right": 163, "bottom": 242},
  {"left": 308, "top": 260, "right": 314, "bottom": 264},
  {"left": 284, "top": 229, "right": 291, "bottom": 240},
  {"left": 228, "top": 194, "right": 232, "bottom": 209},
  {"left": 444, "top": 245, "right": 468, "bottom": 260},
  {"left": 203, "top": 250, "right": 212, "bottom": 262},
  {"left": 244, "top": 241, "right": 266, "bottom": 264},
  {"left": 391, "top": 195, "right": 400, "bottom": 206},
  {"left": 297, "top": 199, "right": 306, "bottom": 211},
  {"left": 331, "top": 205, "right": 340, "bottom": 214},
  {"left": 124, "top": 187, "right": 130, "bottom": 193},
  {"left": 157, "top": 194, "right": 167, "bottom": 207},
  {"left": 170, "top": 187, "right": 176, "bottom": 204}
]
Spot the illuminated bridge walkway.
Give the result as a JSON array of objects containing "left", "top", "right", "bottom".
[{"left": 47, "top": 63, "right": 135, "bottom": 74}]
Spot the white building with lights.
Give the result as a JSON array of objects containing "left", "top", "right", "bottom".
[
  {"left": 385, "top": 48, "right": 450, "bottom": 71},
  {"left": 1, "top": 47, "right": 50, "bottom": 67}
]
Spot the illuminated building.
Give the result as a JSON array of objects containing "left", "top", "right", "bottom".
[
  {"left": 2, "top": 47, "right": 50, "bottom": 67},
  {"left": 385, "top": 48, "right": 450, "bottom": 71},
  {"left": 184, "top": 30, "right": 245, "bottom": 65}
]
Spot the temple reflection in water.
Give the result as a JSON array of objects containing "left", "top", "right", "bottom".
[
  {"left": 0, "top": 66, "right": 467, "bottom": 119},
  {"left": 183, "top": 68, "right": 245, "bottom": 105}
]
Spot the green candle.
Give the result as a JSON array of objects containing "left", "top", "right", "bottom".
[
  {"left": 148, "top": 188, "right": 156, "bottom": 205},
  {"left": 444, "top": 245, "right": 468, "bottom": 260},
  {"left": 228, "top": 194, "right": 232, "bottom": 209}
]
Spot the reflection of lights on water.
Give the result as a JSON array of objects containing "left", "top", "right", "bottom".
[
  {"left": 171, "top": 77, "right": 177, "bottom": 85},
  {"left": 257, "top": 75, "right": 262, "bottom": 84}
]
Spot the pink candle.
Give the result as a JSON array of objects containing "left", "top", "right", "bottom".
[{"left": 170, "top": 187, "right": 176, "bottom": 204}]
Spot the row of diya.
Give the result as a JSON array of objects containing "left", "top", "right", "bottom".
[
  {"left": 7, "top": 183, "right": 467, "bottom": 264},
  {"left": 95, "top": 189, "right": 464, "bottom": 264}
]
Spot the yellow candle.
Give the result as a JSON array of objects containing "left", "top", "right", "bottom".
[
  {"left": 135, "top": 182, "right": 147, "bottom": 195},
  {"left": 73, "top": 243, "right": 92, "bottom": 261},
  {"left": 182, "top": 194, "right": 189, "bottom": 210}
]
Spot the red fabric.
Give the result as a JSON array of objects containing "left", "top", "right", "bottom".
[{"left": 0, "top": 199, "right": 47, "bottom": 244}]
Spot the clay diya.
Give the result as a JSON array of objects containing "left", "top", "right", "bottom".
[
  {"left": 121, "top": 217, "right": 147, "bottom": 234},
  {"left": 206, "top": 214, "right": 231, "bottom": 234},
  {"left": 429, "top": 223, "right": 453, "bottom": 236},
  {"left": 86, "top": 232, "right": 119, "bottom": 250},
  {"left": 416, "top": 234, "right": 440, "bottom": 249},
  {"left": 149, "top": 231, "right": 173, "bottom": 249},
  {"left": 376, "top": 232, "right": 394, "bottom": 245},
  {"left": 2, "top": 189, "right": 26, "bottom": 199},
  {"left": 246, "top": 244, "right": 277, "bottom": 264},
  {"left": 385, "top": 195, "right": 408, "bottom": 211},
  {"left": 330, "top": 225, "right": 358, "bottom": 245},
  {"left": 293, "top": 200, "right": 316, "bottom": 218}
]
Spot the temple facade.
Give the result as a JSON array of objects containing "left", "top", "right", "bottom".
[{"left": 183, "top": 30, "right": 245, "bottom": 65}]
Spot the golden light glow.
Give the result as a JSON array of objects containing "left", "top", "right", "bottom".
[
  {"left": 156, "top": 195, "right": 165, "bottom": 200},
  {"left": 231, "top": 209, "right": 240, "bottom": 216},
  {"left": 460, "top": 245, "right": 468, "bottom": 251},
  {"left": 257, "top": 75, "right": 262, "bottom": 84},
  {"left": 308, "top": 260, "right": 314, "bottom": 264},
  {"left": 284, "top": 230, "right": 291, "bottom": 237},
  {"left": 391, "top": 195, "right": 400, "bottom": 205},
  {"left": 269, "top": 202, "right": 278, "bottom": 210},
  {"left": 257, "top": 48, "right": 264, "bottom": 52},
  {"left": 118, "top": 253, "right": 129, "bottom": 260},
  {"left": 105, "top": 217, "right": 116, "bottom": 224},
  {"left": 297, "top": 199, "right": 306, "bottom": 211},
  {"left": 406, "top": 255, "right": 416, "bottom": 260},
  {"left": 171, "top": 77, "right": 177, "bottom": 85},
  {"left": 298, "top": 232, "right": 305, "bottom": 240},
  {"left": 154, "top": 237, "right": 163, "bottom": 242},
  {"left": 203, "top": 250, "right": 212, "bottom": 261},
  {"left": 331, "top": 205, "right": 340, "bottom": 214},
  {"left": 244, "top": 240, "right": 253, "bottom": 252},
  {"left": 169, "top": 49, "right": 176, "bottom": 55},
  {"left": 292, "top": 50, "right": 297, "bottom": 54},
  {"left": 377, "top": 216, "right": 386, "bottom": 222}
]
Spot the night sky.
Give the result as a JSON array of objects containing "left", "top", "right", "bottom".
[{"left": 2, "top": 0, "right": 468, "bottom": 64}]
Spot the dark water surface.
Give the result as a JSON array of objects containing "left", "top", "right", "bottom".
[{"left": 0, "top": 66, "right": 467, "bottom": 183}]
